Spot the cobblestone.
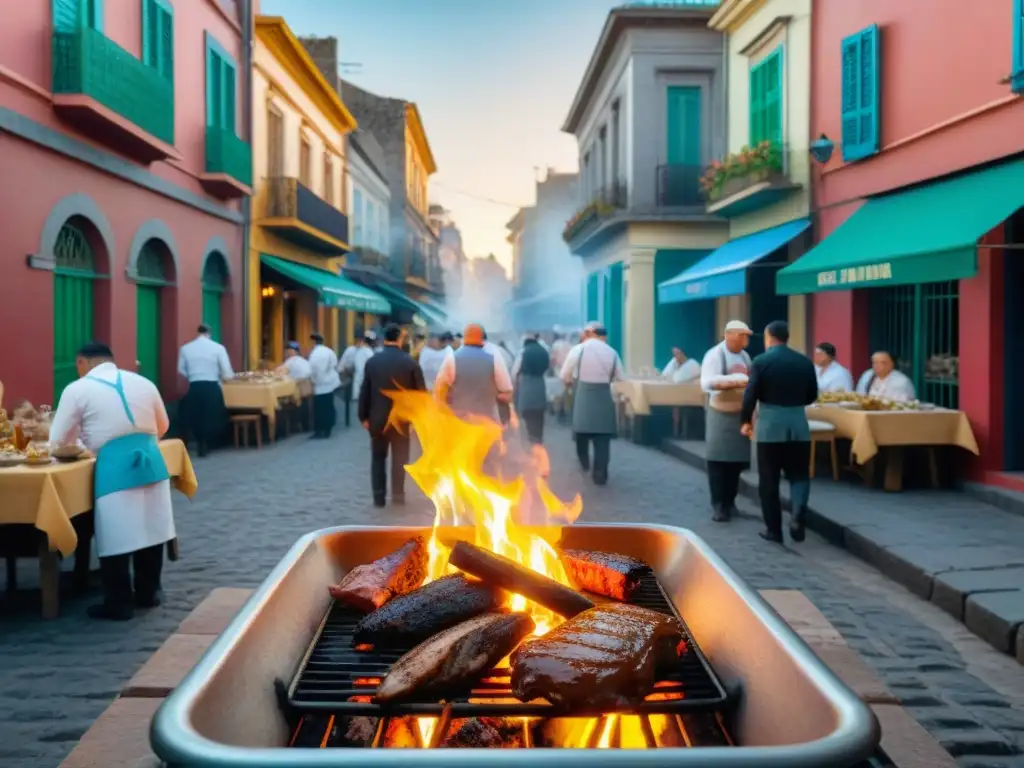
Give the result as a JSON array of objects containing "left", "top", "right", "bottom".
[{"left": 2, "top": 425, "right": 1024, "bottom": 766}]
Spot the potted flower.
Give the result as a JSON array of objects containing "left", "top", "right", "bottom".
[{"left": 701, "top": 141, "right": 784, "bottom": 202}]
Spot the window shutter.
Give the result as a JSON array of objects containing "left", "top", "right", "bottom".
[
  {"left": 159, "top": 4, "right": 173, "bottom": 82},
  {"left": 749, "top": 63, "right": 765, "bottom": 144},
  {"left": 842, "top": 25, "right": 880, "bottom": 162},
  {"left": 763, "top": 49, "right": 782, "bottom": 145},
  {"left": 222, "top": 60, "right": 236, "bottom": 132},
  {"left": 88, "top": 0, "right": 102, "bottom": 30},
  {"left": 141, "top": 0, "right": 152, "bottom": 64},
  {"left": 1013, "top": 0, "right": 1024, "bottom": 93}
]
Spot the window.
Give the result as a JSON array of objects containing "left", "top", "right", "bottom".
[
  {"left": 142, "top": 0, "right": 174, "bottom": 81},
  {"left": 749, "top": 47, "right": 782, "bottom": 146},
  {"left": 267, "top": 106, "right": 283, "bottom": 177},
  {"left": 841, "top": 25, "right": 880, "bottom": 162},
  {"left": 52, "top": 0, "right": 103, "bottom": 31},
  {"left": 1013, "top": 0, "right": 1024, "bottom": 93},
  {"left": 323, "top": 152, "right": 334, "bottom": 204},
  {"left": 365, "top": 199, "right": 375, "bottom": 247},
  {"left": 611, "top": 101, "right": 620, "bottom": 184},
  {"left": 299, "top": 137, "right": 312, "bottom": 186},
  {"left": 204, "top": 33, "right": 236, "bottom": 132},
  {"left": 598, "top": 126, "right": 607, "bottom": 192},
  {"left": 353, "top": 188, "right": 364, "bottom": 244}
]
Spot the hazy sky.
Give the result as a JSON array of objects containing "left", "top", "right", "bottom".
[{"left": 260, "top": 0, "right": 626, "bottom": 274}]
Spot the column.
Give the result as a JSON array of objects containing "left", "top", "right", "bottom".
[{"left": 624, "top": 248, "right": 655, "bottom": 373}]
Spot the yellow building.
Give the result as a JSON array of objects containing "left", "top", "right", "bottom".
[{"left": 250, "top": 17, "right": 390, "bottom": 366}]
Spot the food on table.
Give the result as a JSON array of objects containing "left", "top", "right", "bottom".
[
  {"left": 441, "top": 717, "right": 525, "bottom": 748},
  {"left": 232, "top": 371, "right": 283, "bottom": 383},
  {"left": 560, "top": 548, "right": 648, "bottom": 602},
  {"left": 815, "top": 391, "right": 926, "bottom": 411},
  {"left": 448, "top": 540, "right": 594, "bottom": 619},
  {"left": 510, "top": 602, "right": 682, "bottom": 711},
  {"left": 375, "top": 612, "right": 534, "bottom": 704},
  {"left": 51, "top": 443, "right": 85, "bottom": 459},
  {"left": 25, "top": 442, "right": 50, "bottom": 460},
  {"left": 352, "top": 574, "right": 507, "bottom": 648},
  {"left": 328, "top": 537, "right": 428, "bottom": 612}
]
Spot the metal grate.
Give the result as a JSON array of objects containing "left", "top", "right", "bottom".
[{"left": 285, "top": 569, "right": 729, "bottom": 719}]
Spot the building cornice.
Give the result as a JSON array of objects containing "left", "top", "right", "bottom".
[
  {"left": 405, "top": 103, "right": 438, "bottom": 175},
  {"left": 708, "top": 0, "right": 769, "bottom": 33}
]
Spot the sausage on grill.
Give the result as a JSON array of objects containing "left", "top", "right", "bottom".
[{"left": 560, "top": 548, "right": 648, "bottom": 601}]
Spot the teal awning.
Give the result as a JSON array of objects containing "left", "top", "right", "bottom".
[
  {"left": 375, "top": 282, "right": 448, "bottom": 325},
  {"left": 260, "top": 254, "right": 391, "bottom": 314},
  {"left": 776, "top": 158, "right": 1024, "bottom": 295}
]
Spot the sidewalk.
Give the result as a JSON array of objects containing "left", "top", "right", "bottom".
[{"left": 661, "top": 438, "right": 1024, "bottom": 665}]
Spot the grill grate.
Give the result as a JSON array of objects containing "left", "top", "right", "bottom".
[{"left": 285, "top": 568, "right": 729, "bottom": 718}]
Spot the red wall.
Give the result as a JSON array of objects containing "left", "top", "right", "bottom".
[{"left": 809, "top": 0, "right": 1024, "bottom": 477}]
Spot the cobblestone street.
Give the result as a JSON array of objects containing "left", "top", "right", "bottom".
[{"left": 3, "top": 425, "right": 1024, "bottom": 767}]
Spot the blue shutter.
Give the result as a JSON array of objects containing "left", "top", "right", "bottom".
[
  {"left": 1013, "top": 0, "right": 1024, "bottom": 93},
  {"left": 841, "top": 24, "right": 880, "bottom": 162}
]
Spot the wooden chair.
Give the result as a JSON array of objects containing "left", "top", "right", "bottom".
[
  {"left": 230, "top": 414, "right": 262, "bottom": 449},
  {"left": 808, "top": 419, "right": 839, "bottom": 481}
]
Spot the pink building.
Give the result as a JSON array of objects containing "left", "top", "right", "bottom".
[{"left": 0, "top": 0, "right": 252, "bottom": 408}]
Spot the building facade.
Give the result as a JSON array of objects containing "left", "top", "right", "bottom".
[
  {"left": 0, "top": 0, "right": 252, "bottom": 405},
  {"left": 563, "top": 2, "right": 728, "bottom": 371},
  {"left": 464, "top": 255, "right": 513, "bottom": 333},
  {"left": 775, "top": 0, "right": 1024, "bottom": 486},
  {"left": 429, "top": 205, "right": 467, "bottom": 310}
]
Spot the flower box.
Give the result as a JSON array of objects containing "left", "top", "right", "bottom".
[{"left": 700, "top": 141, "right": 785, "bottom": 203}]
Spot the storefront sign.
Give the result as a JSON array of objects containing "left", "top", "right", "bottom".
[
  {"left": 816, "top": 262, "right": 893, "bottom": 287},
  {"left": 685, "top": 282, "right": 706, "bottom": 295}
]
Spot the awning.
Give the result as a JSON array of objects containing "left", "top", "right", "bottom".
[
  {"left": 658, "top": 218, "right": 810, "bottom": 304},
  {"left": 374, "top": 282, "right": 448, "bottom": 326},
  {"left": 776, "top": 158, "right": 1024, "bottom": 295},
  {"left": 260, "top": 254, "right": 391, "bottom": 314}
]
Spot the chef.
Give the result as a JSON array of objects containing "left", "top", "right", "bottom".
[
  {"left": 662, "top": 347, "right": 701, "bottom": 383},
  {"left": 177, "top": 323, "right": 233, "bottom": 457},
  {"left": 338, "top": 331, "right": 377, "bottom": 427},
  {"left": 700, "top": 320, "right": 753, "bottom": 523},
  {"left": 50, "top": 342, "right": 174, "bottom": 621},
  {"left": 813, "top": 342, "right": 854, "bottom": 393},
  {"left": 276, "top": 341, "right": 312, "bottom": 381},
  {"left": 856, "top": 350, "right": 916, "bottom": 402},
  {"left": 309, "top": 332, "right": 340, "bottom": 439},
  {"left": 435, "top": 323, "right": 514, "bottom": 422}
]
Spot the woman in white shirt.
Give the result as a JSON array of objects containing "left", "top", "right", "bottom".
[
  {"left": 856, "top": 350, "right": 916, "bottom": 402},
  {"left": 813, "top": 342, "right": 854, "bottom": 393},
  {"left": 662, "top": 347, "right": 701, "bottom": 383}
]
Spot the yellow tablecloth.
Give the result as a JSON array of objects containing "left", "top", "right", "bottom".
[
  {"left": 613, "top": 379, "right": 705, "bottom": 416},
  {"left": 805, "top": 406, "right": 980, "bottom": 464},
  {"left": 0, "top": 439, "right": 197, "bottom": 556},
  {"left": 222, "top": 378, "right": 301, "bottom": 421}
]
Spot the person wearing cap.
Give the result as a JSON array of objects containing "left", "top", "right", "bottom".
[
  {"left": 559, "top": 324, "right": 623, "bottom": 485},
  {"left": 309, "top": 332, "right": 340, "bottom": 438},
  {"left": 177, "top": 323, "right": 233, "bottom": 457},
  {"left": 813, "top": 342, "right": 854, "bottom": 393},
  {"left": 418, "top": 333, "right": 452, "bottom": 393},
  {"left": 277, "top": 341, "right": 312, "bottom": 382},
  {"left": 359, "top": 323, "right": 426, "bottom": 506},
  {"left": 435, "top": 323, "right": 514, "bottom": 422},
  {"left": 338, "top": 331, "right": 377, "bottom": 427},
  {"left": 740, "top": 321, "right": 819, "bottom": 544},
  {"left": 50, "top": 341, "right": 175, "bottom": 620},
  {"left": 700, "top": 320, "right": 754, "bottom": 522}
]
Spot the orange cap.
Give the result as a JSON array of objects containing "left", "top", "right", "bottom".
[{"left": 463, "top": 323, "right": 485, "bottom": 346}]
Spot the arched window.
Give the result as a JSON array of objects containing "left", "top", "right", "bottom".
[
  {"left": 53, "top": 222, "right": 98, "bottom": 402},
  {"left": 202, "top": 252, "right": 229, "bottom": 342},
  {"left": 135, "top": 240, "right": 172, "bottom": 386}
]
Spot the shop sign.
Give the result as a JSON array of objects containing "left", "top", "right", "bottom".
[
  {"left": 685, "top": 281, "right": 706, "bottom": 295},
  {"left": 816, "top": 262, "right": 893, "bottom": 287}
]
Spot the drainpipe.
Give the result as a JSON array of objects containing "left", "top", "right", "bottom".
[
  {"left": 720, "top": 32, "right": 728, "bottom": 168},
  {"left": 240, "top": 0, "right": 254, "bottom": 370}
]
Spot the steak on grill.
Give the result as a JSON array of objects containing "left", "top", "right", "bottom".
[
  {"left": 375, "top": 612, "right": 534, "bottom": 703},
  {"left": 353, "top": 574, "right": 507, "bottom": 648},
  {"left": 560, "top": 548, "right": 648, "bottom": 601},
  {"left": 510, "top": 603, "right": 682, "bottom": 711},
  {"left": 328, "top": 537, "right": 428, "bottom": 613}
]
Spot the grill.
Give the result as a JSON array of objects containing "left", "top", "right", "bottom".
[{"left": 284, "top": 568, "right": 727, "bottom": 718}]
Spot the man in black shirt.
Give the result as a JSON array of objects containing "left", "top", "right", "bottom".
[{"left": 740, "top": 320, "right": 818, "bottom": 544}]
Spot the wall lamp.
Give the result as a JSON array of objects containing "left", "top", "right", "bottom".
[{"left": 809, "top": 134, "right": 836, "bottom": 165}]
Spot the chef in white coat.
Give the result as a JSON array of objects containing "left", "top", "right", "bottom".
[
  {"left": 50, "top": 342, "right": 174, "bottom": 621},
  {"left": 663, "top": 347, "right": 701, "bottom": 383},
  {"left": 309, "top": 332, "right": 340, "bottom": 438},
  {"left": 813, "top": 342, "right": 854, "bottom": 393}
]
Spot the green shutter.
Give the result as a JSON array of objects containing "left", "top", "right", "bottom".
[
  {"left": 136, "top": 285, "right": 162, "bottom": 386},
  {"left": 841, "top": 25, "right": 880, "bottom": 162},
  {"left": 762, "top": 48, "right": 783, "bottom": 145},
  {"left": 749, "top": 62, "right": 765, "bottom": 144},
  {"left": 52, "top": 223, "right": 97, "bottom": 404},
  {"left": 202, "top": 290, "right": 223, "bottom": 342},
  {"left": 52, "top": 0, "right": 81, "bottom": 31},
  {"left": 222, "top": 59, "right": 236, "bottom": 131},
  {"left": 206, "top": 34, "right": 237, "bottom": 132},
  {"left": 87, "top": 0, "right": 102, "bottom": 29},
  {"left": 1012, "top": 0, "right": 1024, "bottom": 93},
  {"left": 666, "top": 86, "right": 702, "bottom": 165},
  {"left": 158, "top": 4, "right": 173, "bottom": 81},
  {"left": 586, "top": 272, "right": 599, "bottom": 322},
  {"left": 607, "top": 262, "right": 624, "bottom": 354},
  {"left": 142, "top": 0, "right": 172, "bottom": 80}
]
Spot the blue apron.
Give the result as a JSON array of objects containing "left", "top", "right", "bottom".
[{"left": 89, "top": 372, "right": 170, "bottom": 501}]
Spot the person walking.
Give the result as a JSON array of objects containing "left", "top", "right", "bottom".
[
  {"left": 338, "top": 332, "right": 376, "bottom": 428},
  {"left": 177, "top": 323, "right": 233, "bottom": 457},
  {"left": 308, "top": 332, "right": 340, "bottom": 439},
  {"left": 435, "top": 323, "right": 514, "bottom": 422},
  {"left": 359, "top": 324, "right": 426, "bottom": 507},
  {"left": 700, "top": 321, "right": 753, "bottom": 522},
  {"left": 740, "top": 321, "right": 819, "bottom": 543},
  {"left": 512, "top": 333, "right": 550, "bottom": 445},
  {"left": 418, "top": 333, "right": 451, "bottom": 392},
  {"left": 559, "top": 324, "right": 623, "bottom": 485}
]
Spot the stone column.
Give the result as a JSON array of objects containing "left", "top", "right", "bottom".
[{"left": 624, "top": 248, "right": 656, "bottom": 373}]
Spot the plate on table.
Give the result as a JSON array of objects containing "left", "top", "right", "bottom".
[
  {"left": 52, "top": 445, "right": 85, "bottom": 462},
  {"left": 24, "top": 456, "right": 55, "bottom": 467},
  {"left": 0, "top": 455, "right": 26, "bottom": 468}
]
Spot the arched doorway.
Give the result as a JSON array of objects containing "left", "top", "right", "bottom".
[
  {"left": 135, "top": 240, "right": 173, "bottom": 386},
  {"left": 202, "top": 252, "right": 229, "bottom": 342},
  {"left": 53, "top": 221, "right": 99, "bottom": 402}
]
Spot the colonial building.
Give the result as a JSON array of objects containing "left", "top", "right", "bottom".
[
  {"left": 250, "top": 19, "right": 389, "bottom": 367},
  {"left": 428, "top": 205, "right": 467, "bottom": 312},
  {"left": 562, "top": 1, "right": 728, "bottom": 372},
  {"left": 0, "top": 0, "right": 253, "bottom": 405},
  {"left": 776, "top": 0, "right": 1024, "bottom": 487}
]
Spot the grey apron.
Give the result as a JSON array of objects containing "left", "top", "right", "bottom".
[
  {"left": 755, "top": 402, "right": 811, "bottom": 510},
  {"left": 571, "top": 347, "right": 618, "bottom": 436},
  {"left": 704, "top": 345, "right": 752, "bottom": 463}
]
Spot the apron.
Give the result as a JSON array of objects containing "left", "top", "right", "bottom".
[
  {"left": 571, "top": 348, "right": 618, "bottom": 436},
  {"left": 89, "top": 372, "right": 175, "bottom": 558},
  {"left": 704, "top": 346, "right": 752, "bottom": 463}
]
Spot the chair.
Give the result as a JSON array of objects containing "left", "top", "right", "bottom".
[
  {"left": 808, "top": 419, "right": 838, "bottom": 481},
  {"left": 230, "top": 414, "right": 262, "bottom": 449}
]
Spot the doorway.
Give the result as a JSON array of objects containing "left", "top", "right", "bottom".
[{"left": 1004, "top": 209, "right": 1024, "bottom": 469}]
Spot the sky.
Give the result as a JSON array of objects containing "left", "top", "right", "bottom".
[{"left": 259, "top": 0, "right": 628, "bottom": 275}]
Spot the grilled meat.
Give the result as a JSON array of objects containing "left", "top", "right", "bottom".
[
  {"left": 561, "top": 548, "right": 648, "bottom": 601},
  {"left": 353, "top": 574, "right": 506, "bottom": 648},
  {"left": 328, "top": 537, "right": 428, "bottom": 612},
  {"left": 510, "top": 603, "right": 682, "bottom": 711},
  {"left": 442, "top": 718, "right": 524, "bottom": 748},
  {"left": 376, "top": 612, "right": 534, "bottom": 703}
]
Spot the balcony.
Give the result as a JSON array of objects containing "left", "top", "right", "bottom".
[
  {"left": 701, "top": 142, "right": 801, "bottom": 218},
  {"left": 261, "top": 177, "right": 350, "bottom": 255},
  {"left": 51, "top": 26, "right": 179, "bottom": 164},
  {"left": 348, "top": 246, "right": 389, "bottom": 270},
  {"left": 561, "top": 182, "right": 629, "bottom": 243},
  {"left": 201, "top": 127, "right": 252, "bottom": 199},
  {"left": 657, "top": 164, "right": 704, "bottom": 207}
]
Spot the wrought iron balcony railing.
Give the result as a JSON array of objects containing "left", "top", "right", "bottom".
[
  {"left": 205, "top": 126, "right": 252, "bottom": 187},
  {"left": 264, "top": 177, "right": 350, "bottom": 254},
  {"left": 656, "top": 164, "right": 704, "bottom": 207},
  {"left": 348, "top": 246, "right": 390, "bottom": 269}
]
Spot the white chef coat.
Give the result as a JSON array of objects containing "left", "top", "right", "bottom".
[
  {"left": 559, "top": 338, "right": 624, "bottom": 384},
  {"left": 281, "top": 355, "right": 312, "bottom": 381},
  {"left": 418, "top": 346, "right": 452, "bottom": 392},
  {"left": 177, "top": 335, "right": 233, "bottom": 383},
  {"left": 49, "top": 362, "right": 175, "bottom": 558},
  {"left": 856, "top": 368, "right": 916, "bottom": 402},
  {"left": 309, "top": 344, "right": 341, "bottom": 395},
  {"left": 700, "top": 341, "right": 751, "bottom": 413},
  {"left": 816, "top": 362, "right": 854, "bottom": 393},
  {"left": 663, "top": 357, "right": 701, "bottom": 383},
  {"left": 550, "top": 339, "right": 571, "bottom": 372},
  {"left": 339, "top": 345, "right": 376, "bottom": 401}
]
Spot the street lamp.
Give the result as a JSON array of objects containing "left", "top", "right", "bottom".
[{"left": 809, "top": 134, "right": 836, "bottom": 165}]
